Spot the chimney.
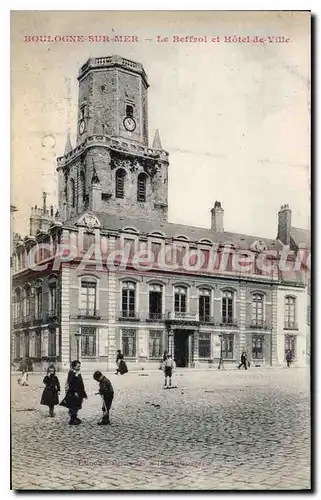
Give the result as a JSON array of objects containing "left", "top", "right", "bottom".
[
  {"left": 90, "top": 166, "right": 102, "bottom": 212},
  {"left": 211, "top": 201, "right": 224, "bottom": 232},
  {"left": 277, "top": 204, "right": 292, "bottom": 245}
]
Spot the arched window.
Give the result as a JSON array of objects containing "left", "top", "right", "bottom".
[
  {"left": 24, "top": 285, "right": 31, "bottom": 319},
  {"left": 252, "top": 293, "right": 264, "bottom": 327},
  {"left": 70, "top": 178, "right": 76, "bottom": 208},
  {"left": 285, "top": 296, "right": 296, "bottom": 329},
  {"left": 199, "top": 288, "right": 211, "bottom": 322},
  {"left": 80, "top": 171, "right": 86, "bottom": 203},
  {"left": 35, "top": 285, "right": 43, "bottom": 320},
  {"left": 222, "top": 290, "right": 234, "bottom": 325},
  {"left": 116, "top": 169, "right": 126, "bottom": 199},
  {"left": 137, "top": 173, "right": 147, "bottom": 202},
  {"left": 14, "top": 288, "right": 22, "bottom": 321},
  {"left": 174, "top": 286, "right": 187, "bottom": 315},
  {"left": 121, "top": 281, "right": 136, "bottom": 318}
]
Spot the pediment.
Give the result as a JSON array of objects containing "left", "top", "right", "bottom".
[{"left": 76, "top": 213, "right": 101, "bottom": 232}]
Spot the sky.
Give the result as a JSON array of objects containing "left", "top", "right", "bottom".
[{"left": 11, "top": 10, "right": 310, "bottom": 240}]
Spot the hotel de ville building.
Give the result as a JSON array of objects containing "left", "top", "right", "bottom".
[{"left": 11, "top": 55, "right": 310, "bottom": 372}]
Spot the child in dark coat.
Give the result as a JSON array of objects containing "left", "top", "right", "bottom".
[
  {"left": 40, "top": 365, "right": 60, "bottom": 417},
  {"left": 93, "top": 371, "right": 114, "bottom": 425},
  {"left": 60, "top": 360, "right": 87, "bottom": 425}
]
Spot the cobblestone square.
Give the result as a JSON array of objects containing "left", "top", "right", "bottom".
[{"left": 11, "top": 367, "right": 310, "bottom": 490}]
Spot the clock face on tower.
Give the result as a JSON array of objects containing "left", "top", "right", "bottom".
[
  {"left": 79, "top": 119, "right": 86, "bottom": 135},
  {"left": 123, "top": 116, "right": 136, "bottom": 132}
]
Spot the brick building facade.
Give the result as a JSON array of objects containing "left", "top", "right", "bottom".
[{"left": 11, "top": 55, "right": 310, "bottom": 372}]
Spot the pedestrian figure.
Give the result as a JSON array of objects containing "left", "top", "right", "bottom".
[
  {"left": 286, "top": 350, "right": 293, "bottom": 368},
  {"left": 163, "top": 354, "right": 175, "bottom": 388},
  {"left": 18, "top": 358, "right": 29, "bottom": 386},
  {"left": 238, "top": 352, "right": 248, "bottom": 370},
  {"left": 115, "top": 349, "right": 128, "bottom": 375},
  {"left": 159, "top": 350, "right": 168, "bottom": 370},
  {"left": 40, "top": 365, "right": 60, "bottom": 417},
  {"left": 60, "top": 360, "right": 87, "bottom": 425},
  {"left": 93, "top": 371, "right": 114, "bottom": 425}
]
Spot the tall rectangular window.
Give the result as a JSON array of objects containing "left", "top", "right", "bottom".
[
  {"left": 49, "top": 285, "right": 57, "bottom": 315},
  {"left": 252, "top": 293, "right": 264, "bottom": 326},
  {"left": 149, "top": 330, "right": 163, "bottom": 358},
  {"left": 284, "top": 335, "right": 296, "bottom": 360},
  {"left": 285, "top": 296, "right": 296, "bottom": 328},
  {"left": 222, "top": 334, "right": 234, "bottom": 359},
  {"left": 199, "top": 289, "right": 211, "bottom": 322},
  {"left": 35, "top": 287, "right": 42, "bottom": 319},
  {"left": 222, "top": 291, "right": 234, "bottom": 324},
  {"left": 174, "top": 287, "right": 187, "bottom": 314},
  {"left": 81, "top": 327, "right": 96, "bottom": 357},
  {"left": 122, "top": 329, "right": 136, "bottom": 357},
  {"left": 15, "top": 334, "right": 20, "bottom": 359},
  {"left": 35, "top": 331, "right": 42, "bottom": 358},
  {"left": 122, "top": 282, "right": 136, "bottom": 318},
  {"left": 199, "top": 332, "right": 211, "bottom": 358},
  {"left": 80, "top": 280, "right": 97, "bottom": 315},
  {"left": 48, "top": 329, "right": 56, "bottom": 357},
  {"left": 83, "top": 232, "right": 95, "bottom": 252},
  {"left": 149, "top": 284, "right": 163, "bottom": 319},
  {"left": 252, "top": 335, "right": 264, "bottom": 359},
  {"left": 24, "top": 333, "right": 29, "bottom": 358}
]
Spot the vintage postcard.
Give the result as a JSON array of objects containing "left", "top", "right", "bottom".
[{"left": 11, "top": 10, "right": 311, "bottom": 491}]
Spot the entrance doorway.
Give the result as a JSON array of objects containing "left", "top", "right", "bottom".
[{"left": 174, "top": 330, "right": 190, "bottom": 367}]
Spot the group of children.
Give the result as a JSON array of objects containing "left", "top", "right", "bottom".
[
  {"left": 40, "top": 361, "right": 114, "bottom": 426},
  {"left": 40, "top": 353, "right": 175, "bottom": 425}
]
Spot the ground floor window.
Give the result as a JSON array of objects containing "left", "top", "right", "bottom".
[
  {"left": 81, "top": 327, "right": 97, "bottom": 357},
  {"left": 35, "top": 331, "right": 42, "bottom": 358},
  {"left": 24, "top": 333, "right": 29, "bottom": 358},
  {"left": 222, "top": 334, "right": 234, "bottom": 359},
  {"left": 48, "top": 329, "right": 56, "bottom": 357},
  {"left": 15, "top": 334, "right": 20, "bottom": 359},
  {"left": 252, "top": 335, "right": 264, "bottom": 360},
  {"left": 122, "top": 329, "right": 136, "bottom": 357},
  {"left": 199, "top": 332, "right": 211, "bottom": 358},
  {"left": 149, "top": 330, "right": 163, "bottom": 358},
  {"left": 284, "top": 335, "right": 296, "bottom": 360}
]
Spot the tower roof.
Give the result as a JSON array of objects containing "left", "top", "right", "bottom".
[
  {"left": 78, "top": 55, "right": 149, "bottom": 87},
  {"left": 152, "top": 129, "right": 162, "bottom": 150}
]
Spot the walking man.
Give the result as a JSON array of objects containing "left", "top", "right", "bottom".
[
  {"left": 286, "top": 350, "right": 293, "bottom": 368},
  {"left": 238, "top": 351, "right": 248, "bottom": 370}
]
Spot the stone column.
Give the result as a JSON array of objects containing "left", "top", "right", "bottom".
[
  {"left": 271, "top": 286, "right": 279, "bottom": 366},
  {"left": 56, "top": 327, "right": 60, "bottom": 357},
  {"left": 238, "top": 285, "right": 247, "bottom": 360},
  {"left": 168, "top": 328, "right": 174, "bottom": 357},
  {"left": 41, "top": 329, "right": 48, "bottom": 357},
  {"left": 192, "top": 330, "right": 199, "bottom": 368},
  {"left": 106, "top": 236, "right": 118, "bottom": 372},
  {"left": 60, "top": 263, "right": 71, "bottom": 371}
]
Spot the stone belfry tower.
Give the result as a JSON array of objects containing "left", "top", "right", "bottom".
[{"left": 57, "top": 55, "right": 169, "bottom": 222}]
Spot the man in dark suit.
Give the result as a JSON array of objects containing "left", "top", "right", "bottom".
[{"left": 60, "top": 360, "right": 87, "bottom": 425}]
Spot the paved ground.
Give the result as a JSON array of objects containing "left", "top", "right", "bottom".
[{"left": 11, "top": 367, "right": 310, "bottom": 491}]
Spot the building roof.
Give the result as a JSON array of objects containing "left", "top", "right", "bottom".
[
  {"left": 290, "top": 226, "right": 310, "bottom": 250},
  {"left": 67, "top": 211, "right": 283, "bottom": 251}
]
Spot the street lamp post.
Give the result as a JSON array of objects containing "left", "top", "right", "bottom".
[
  {"left": 75, "top": 330, "right": 81, "bottom": 361},
  {"left": 218, "top": 333, "right": 224, "bottom": 370}
]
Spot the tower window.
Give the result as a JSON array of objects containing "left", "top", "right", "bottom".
[
  {"left": 80, "top": 171, "right": 86, "bottom": 203},
  {"left": 126, "top": 105, "right": 134, "bottom": 118},
  {"left": 137, "top": 173, "right": 147, "bottom": 202},
  {"left": 116, "top": 169, "right": 126, "bottom": 199},
  {"left": 70, "top": 178, "right": 76, "bottom": 208}
]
